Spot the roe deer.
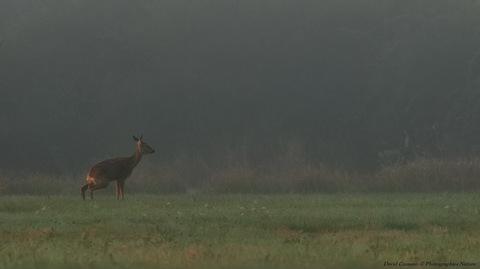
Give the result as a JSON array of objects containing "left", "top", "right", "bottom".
[{"left": 81, "top": 135, "right": 155, "bottom": 200}]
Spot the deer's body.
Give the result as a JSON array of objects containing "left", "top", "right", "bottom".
[{"left": 81, "top": 135, "right": 154, "bottom": 200}]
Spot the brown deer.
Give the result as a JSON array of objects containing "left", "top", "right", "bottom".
[{"left": 81, "top": 135, "right": 155, "bottom": 200}]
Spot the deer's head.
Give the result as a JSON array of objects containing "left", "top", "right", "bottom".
[{"left": 133, "top": 135, "right": 155, "bottom": 154}]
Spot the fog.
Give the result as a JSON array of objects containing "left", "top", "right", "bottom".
[{"left": 2, "top": 0, "right": 480, "bottom": 176}]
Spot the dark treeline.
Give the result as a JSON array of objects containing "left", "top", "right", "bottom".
[{"left": 2, "top": 0, "right": 480, "bottom": 174}]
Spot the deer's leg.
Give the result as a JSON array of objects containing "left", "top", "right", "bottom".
[
  {"left": 116, "top": 180, "right": 120, "bottom": 200},
  {"left": 118, "top": 179, "right": 125, "bottom": 199},
  {"left": 81, "top": 184, "right": 89, "bottom": 201},
  {"left": 88, "top": 181, "right": 109, "bottom": 200},
  {"left": 120, "top": 179, "right": 125, "bottom": 199}
]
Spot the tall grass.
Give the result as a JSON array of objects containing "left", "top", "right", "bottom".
[
  {"left": 2, "top": 157, "right": 480, "bottom": 195},
  {"left": 2, "top": 137, "right": 480, "bottom": 195},
  {"left": 371, "top": 158, "right": 480, "bottom": 192}
]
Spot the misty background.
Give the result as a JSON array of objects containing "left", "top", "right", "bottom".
[{"left": 2, "top": 0, "right": 480, "bottom": 192}]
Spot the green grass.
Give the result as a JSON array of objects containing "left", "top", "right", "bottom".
[{"left": 1, "top": 194, "right": 480, "bottom": 269}]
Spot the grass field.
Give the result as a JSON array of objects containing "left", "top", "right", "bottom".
[{"left": 1, "top": 193, "right": 479, "bottom": 269}]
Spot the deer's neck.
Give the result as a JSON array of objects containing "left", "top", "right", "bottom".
[{"left": 129, "top": 148, "right": 143, "bottom": 168}]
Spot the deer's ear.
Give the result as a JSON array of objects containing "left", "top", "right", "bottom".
[
  {"left": 133, "top": 135, "right": 139, "bottom": 142},
  {"left": 140, "top": 134, "right": 143, "bottom": 140}
]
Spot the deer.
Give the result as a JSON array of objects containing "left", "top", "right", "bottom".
[{"left": 81, "top": 135, "right": 155, "bottom": 200}]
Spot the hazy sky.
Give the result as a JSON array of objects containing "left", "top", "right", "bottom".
[{"left": 1, "top": 0, "right": 479, "bottom": 172}]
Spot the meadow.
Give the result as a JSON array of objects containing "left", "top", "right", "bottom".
[{"left": 1, "top": 193, "right": 479, "bottom": 269}]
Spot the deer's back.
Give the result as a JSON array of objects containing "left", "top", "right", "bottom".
[{"left": 88, "top": 157, "right": 133, "bottom": 180}]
